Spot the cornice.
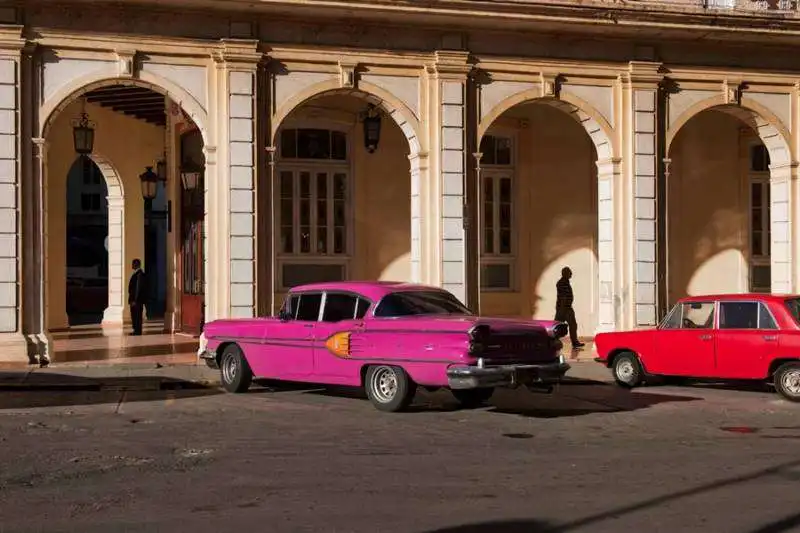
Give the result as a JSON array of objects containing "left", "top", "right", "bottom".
[
  {"left": 428, "top": 50, "right": 473, "bottom": 78},
  {"left": 32, "top": 31, "right": 217, "bottom": 57},
  {"left": 0, "top": 25, "right": 24, "bottom": 53},
  {"left": 212, "top": 38, "right": 263, "bottom": 65}
]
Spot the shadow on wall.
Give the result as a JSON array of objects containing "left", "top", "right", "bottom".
[
  {"left": 519, "top": 104, "right": 598, "bottom": 330},
  {"left": 668, "top": 109, "right": 752, "bottom": 303}
]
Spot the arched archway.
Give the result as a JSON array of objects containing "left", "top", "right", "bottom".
[
  {"left": 476, "top": 94, "right": 619, "bottom": 336},
  {"left": 666, "top": 102, "right": 794, "bottom": 302},
  {"left": 40, "top": 80, "right": 206, "bottom": 340},
  {"left": 264, "top": 86, "right": 423, "bottom": 311}
]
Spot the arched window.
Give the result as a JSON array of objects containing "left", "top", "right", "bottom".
[{"left": 277, "top": 127, "right": 351, "bottom": 289}]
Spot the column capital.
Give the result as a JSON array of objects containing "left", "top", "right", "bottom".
[
  {"left": 0, "top": 25, "right": 23, "bottom": 57},
  {"left": 428, "top": 50, "right": 473, "bottom": 80},
  {"left": 622, "top": 61, "right": 664, "bottom": 87},
  {"left": 212, "top": 39, "right": 263, "bottom": 68}
]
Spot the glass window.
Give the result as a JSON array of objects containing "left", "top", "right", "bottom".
[
  {"left": 279, "top": 128, "right": 347, "bottom": 161},
  {"left": 281, "top": 294, "right": 301, "bottom": 319},
  {"left": 759, "top": 304, "right": 778, "bottom": 330},
  {"left": 719, "top": 301, "right": 759, "bottom": 329},
  {"left": 374, "top": 291, "right": 472, "bottom": 318},
  {"left": 481, "top": 172, "right": 514, "bottom": 290},
  {"left": 295, "top": 293, "right": 323, "bottom": 321},
  {"left": 481, "top": 263, "right": 511, "bottom": 290},
  {"left": 322, "top": 293, "right": 359, "bottom": 322},
  {"left": 750, "top": 144, "right": 770, "bottom": 172},
  {"left": 679, "top": 302, "right": 715, "bottom": 329},
  {"left": 785, "top": 298, "right": 800, "bottom": 325},
  {"left": 479, "top": 135, "right": 513, "bottom": 167},
  {"left": 355, "top": 297, "right": 370, "bottom": 319},
  {"left": 660, "top": 303, "right": 683, "bottom": 330}
]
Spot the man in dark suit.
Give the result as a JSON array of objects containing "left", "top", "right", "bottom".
[
  {"left": 555, "top": 266, "right": 584, "bottom": 349},
  {"left": 128, "top": 258, "right": 148, "bottom": 336}
]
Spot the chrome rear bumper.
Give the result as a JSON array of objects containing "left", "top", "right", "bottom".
[{"left": 447, "top": 357, "right": 570, "bottom": 390}]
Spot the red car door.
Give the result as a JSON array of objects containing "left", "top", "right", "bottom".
[
  {"left": 650, "top": 300, "right": 717, "bottom": 377},
  {"left": 715, "top": 300, "right": 779, "bottom": 379}
]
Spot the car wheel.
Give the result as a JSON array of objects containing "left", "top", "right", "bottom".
[
  {"left": 220, "top": 344, "right": 253, "bottom": 394},
  {"left": 612, "top": 352, "right": 643, "bottom": 388},
  {"left": 452, "top": 388, "right": 494, "bottom": 408},
  {"left": 774, "top": 362, "right": 800, "bottom": 402},
  {"left": 365, "top": 365, "right": 416, "bottom": 412}
]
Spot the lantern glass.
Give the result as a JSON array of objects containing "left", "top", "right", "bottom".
[
  {"left": 139, "top": 167, "right": 159, "bottom": 200},
  {"left": 73, "top": 125, "right": 94, "bottom": 155},
  {"left": 181, "top": 171, "right": 200, "bottom": 191}
]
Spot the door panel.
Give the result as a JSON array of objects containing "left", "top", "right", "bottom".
[
  {"left": 180, "top": 186, "right": 205, "bottom": 335},
  {"left": 650, "top": 301, "right": 717, "bottom": 377},
  {"left": 715, "top": 301, "right": 778, "bottom": 379}
]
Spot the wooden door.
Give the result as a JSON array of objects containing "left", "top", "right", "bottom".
[{"left": 180, "top": 189, "right": 204, "bottom": 335}]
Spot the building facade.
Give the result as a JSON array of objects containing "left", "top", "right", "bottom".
[{"left": 2, "top": 0, "right": 800, "bottom": 362}]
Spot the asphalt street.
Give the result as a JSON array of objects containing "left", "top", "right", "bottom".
[{"left": 1, "top": 362, "right": 800, "bottom": 533}]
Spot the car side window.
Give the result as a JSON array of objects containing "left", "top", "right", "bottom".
[
  {"left": 681, "top": 302, "right": 715, "bottom": 329},
  {"left": 660, "top": 304, "right": 682, "bottom": 330},
  {"left": 355, "top": 297, "right": 370, "bottom": 319},
  {"left": 719, "top": 302, "right": 759, "bottom": 329},
  {"left": 759, "top": 303, "right": 778, "bottom": 330},
  {"left": 295, "top": 293, "right": 323, "bottom": 321},
  {"left": 322, "top": 293, "right": 359, "bottom": 322}
]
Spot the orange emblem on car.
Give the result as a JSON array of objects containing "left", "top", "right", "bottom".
[{"left": 326, "top": 332, "right": 351, "bottom": 358}]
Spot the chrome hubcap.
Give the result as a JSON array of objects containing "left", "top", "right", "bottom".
[
  {"left": 222, "top": 354, "right": 238, "bottom": 384},
  {"left": 370, "top": 366, "right": 398, "bottom": 403},
  {"left": 616, "top": 360, "right": 635, "bottom": 382},
  {"left": 782, "top": 370, "right": 800, "bottom": 396}
]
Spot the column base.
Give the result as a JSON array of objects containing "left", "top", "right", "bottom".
[
  {"left": 164, "top": 310, "right": 178, "bottom": 334},
  {"left": 0, "top": 332, "right": 40, "bottom": 364}
]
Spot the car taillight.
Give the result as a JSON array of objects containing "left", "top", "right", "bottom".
[{"left": 468, "top": 324, "right": 491, "bottom": 355}]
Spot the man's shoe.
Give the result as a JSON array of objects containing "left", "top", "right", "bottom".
[{"left": 572, "top": 342, "right": 585, "bottom": 349}]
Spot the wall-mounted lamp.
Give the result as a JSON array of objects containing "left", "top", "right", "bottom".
[{"left": 362, "top": 104, "right": 381, "bottom": 154}]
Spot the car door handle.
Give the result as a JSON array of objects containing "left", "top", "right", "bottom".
[
  {"left": 763, "top": 335, "right": 778, "bottom": 341},
  {"left": 303, "top": 324, "right": 314, "bottom": 328},
  {"left": 699, "top": 334, "right": 712, "bottom": 341}
]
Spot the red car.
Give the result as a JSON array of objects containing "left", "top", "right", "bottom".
[{"left": 594, "top": 294, "right": 800, "bottom": 402}]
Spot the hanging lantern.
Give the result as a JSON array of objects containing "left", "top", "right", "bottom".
[
  {"left": 139, "top": 166, "right": 159, "bottom": 200},
  {"left": 156, "top": 156, "right": 167, "bottom": 182},
  {"left": 362, "top": 104, "right": 381, "bottom": 154},
  {"left": 72, "top": 112, "right": 95, "bottom": 155}
]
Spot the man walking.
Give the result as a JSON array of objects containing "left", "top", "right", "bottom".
[
  {"left": 128, "top": 258, "right": 148, "bottom": 336},
  {"left": 555, "top": 266, "right": 584, "bottom": 349}
]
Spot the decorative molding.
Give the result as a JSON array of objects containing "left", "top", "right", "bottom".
[
  {"left": 202, "top": 145, "right": 217, "bottom": 165},
  {"left": 0, "top": 25, "right": 24, "bottom": 56},
  {"left": 626, "top": 61, "right": 663, "bottom": 85},
  {"left": 430, "top": 50, "right": 472, "bottom": 78},
  {"left": 338, "top": 60, "right": 358, "bottom": 89},
  {"left": 723, "top": 79, "right": 742, "bottom": 105},
  {"left": 539, "top": 72, "right": 560, "bottom": 98},
  {"left": 115, "top": 49, "right": 137, "bottom": 77}
]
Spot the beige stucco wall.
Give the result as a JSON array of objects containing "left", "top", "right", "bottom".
[
  {"left": 46, "top": 100, "right": 165, "bottom": 329},
  {"left": 668, "top": 109, "right": 747, "bottom": 304},
  {"left": 480, "top": 104, "right": 598, "bottom": 335}
]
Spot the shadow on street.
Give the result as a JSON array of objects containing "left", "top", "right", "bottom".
[
  {"left": 0, "top": 372, "right": 220, "bottom": 409},
  {"left": 250, "top": 378, "right": 701, "bottom": 418}
]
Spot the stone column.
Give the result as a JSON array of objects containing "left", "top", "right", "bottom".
[
  {"left": 623, "top": 62, "right": 663, "bottom": 329},
  {"left": 596, "top": 158, "right": 621, "bottom": 333},
  {"left": 0, "top": 30, "right": 30, "bottom": 362},
  {"left": 213, "top": 40, "right": 261, "bottom": 319},
  {"left": 770, "top": 163, "right": 795, "bottom": 294},
  {"left": 409, "top": 152, "right": 428, "bottom": 284},
  {"left": 102, "top": 195, "right": 125, "bottom": 324},
  {"left": 430, "top": 51, "right": 475, "bottom": 308}
]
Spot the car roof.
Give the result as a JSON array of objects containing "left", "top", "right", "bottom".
[
  {"left": 680, "top": 293, "right": 800, "bottom": 303},
  {"left": 288, "top": 281, "right": 448, "bottom": 301}
]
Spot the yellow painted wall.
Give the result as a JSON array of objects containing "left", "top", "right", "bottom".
[
  {"left": 46, "top": 100, "right": 166, "bottom": 329},
  {"left": 668, "top": 110, "right": 747, "bottom": 304},
  {"left": 481, "top": 104, "right": 598, "bottom": 335}
]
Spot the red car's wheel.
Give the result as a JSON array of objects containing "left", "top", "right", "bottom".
[
  {"left": 612, "top": 352, "right": 643, "bottom": 388},
  {"left": 774, "top": 362, "right": 800, "bottom": 402}
]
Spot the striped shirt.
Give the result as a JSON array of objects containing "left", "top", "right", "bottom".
[{"left": 556, "top": 277, "right": 573, "bottom": 308}]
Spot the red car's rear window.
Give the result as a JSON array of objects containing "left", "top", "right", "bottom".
[{"left": 785, "top": 297, "right": 800, "bottom": 325}]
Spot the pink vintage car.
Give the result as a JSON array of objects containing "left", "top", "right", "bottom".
[{"left": 200, "top": 281, "right": 571, "bottom": 412}]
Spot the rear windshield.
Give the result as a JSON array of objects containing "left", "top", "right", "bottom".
[
  {"left": 785, "top": 298, "right": 800, "bottom": 325},
  {"left": 374, "top": 291, "right": 472, "bottom": 317}
]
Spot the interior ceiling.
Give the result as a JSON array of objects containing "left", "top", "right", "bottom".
[{"left": 84, "top": 85, "right": 166, "bottom": 126}]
